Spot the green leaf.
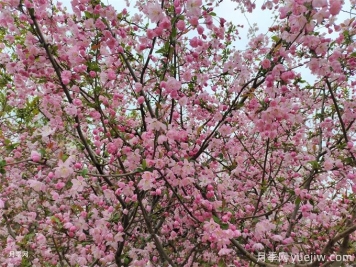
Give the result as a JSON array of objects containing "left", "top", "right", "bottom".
[
  {"left": 39, "top": 148, "right": 46, "bottom": 157},
  {"left": 220, "top": 223, "right": 229, "bottom": 230},
  {"left": 109, "top": 212, "right": 120, "bottom": 223},
  {"left": 213, "top": 215, "right": 220, "bottom": 224},
  {"left": 87, "top": 61, "right": 100, "bottom": 72},
  {"left": 51, "top": 216, "right": 61, "bottom": 224},
  {"left": 308, "top": 160, "right": 320, "bottom": 170},
  {"left": 295, "top": 196, "right": 301, "bottom": 206},
  {"left": 337, "top": 142, "right": 346, "bottom": 149},
  {"left": 0, "top": 160, "right": 6, "bottom": 168},
  {"left": 80, "top": 169, "right": 88, "bottom": 177},
  {"left": 156, "top": 41, "right": 170, "bottom": 55},
  {"left": 136, "top": 167, "right": 144, "bottom": 172},
  {"left": 123, "top": 257, "right": 130, "bottom": 264},
  {"left": 343, "top": 157, "right": 354, "bottom": 165},
  {"left": 156, "top": 47, "right": 166, "bottom": 54},
  {"left": 142, "top": 159, "right": 147, "bottom": 170},
  {"left": 24, "top": 233, "right": 35, "bottom": 242},
  {"left": 171, "top": 26, "right": 177, "bottom": 40},
  {"left": 0, "top": 159, "right": 6, "bottom": 175},
  {"left": 277, "top": 177, "right": 285, "bottom": 182},
  {"left": 218, "top": 259, "right": 225, "bottom": 267},
  {"left": 271, "top": 35, "right": 280, "bottom": 42},
  {"left": 213, "top": 215, "right": 229, "bottom": 230}
]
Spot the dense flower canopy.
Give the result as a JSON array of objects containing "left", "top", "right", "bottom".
[{"left": 0, "top": 0, "right": 356, "bottom": 266}]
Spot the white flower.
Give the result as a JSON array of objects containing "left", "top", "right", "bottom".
[
  {"left": 252, "top": 243, "right": 264, "bottom": 251},
  {"left": 147, "top": 118, "right": 167, "bottom": 132},
  {"left": 36, "top": 125, "right": 56, "bottom": 142},
  {"left": 147, "top": 2, "right": 164, "bottom": 23},
  {"left": 71, "top": 176, "right": 86, "bottom": 192},
  {"left": 54, "top": 157, "right": 74, "bottom": 178},
  {"left": 138, "top": 172, "right": 155, "bottom": 191},
  {"left": 218, "top": 248, "right": 232, "bottom": 256},
  {"left": 28, "top": 179, "right": 45, "bottom": 192}
]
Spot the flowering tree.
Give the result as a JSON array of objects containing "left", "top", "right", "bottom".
[{"left": 1, "top": 0, "right": 356, "bottom": 266}]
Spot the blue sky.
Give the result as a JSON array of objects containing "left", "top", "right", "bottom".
[
  {"left": 58, "top": 0, "right": 354, "bottom": 84},
  {"left": 60, "top": 0, "right": 274, "bottom": 48}
]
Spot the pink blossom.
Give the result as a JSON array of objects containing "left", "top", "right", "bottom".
[
  {"left": 55, "top": 182, "right": 65, "bottom": 190},
  {"left": 329, "top": 0, "right": 342, "bottom": 15},
  {"left": 154, "top": 26, "right": 164, "bottom": 36},
  {"left": 218, "top": 248, "right": 232, "bottom": 256},
  {"left": 190, "top": 37, "right": 200, "bottom": 48},
  {"left": 137, "top": 96, "right": 145, "bottom": 105},
  {"left": 28, "top": 179, "right": 45, "bottom": 192},
  {"left": 157, "top": 135, "right": 167, "bottom": 144},
  {"left": 64, "top": 104, "right": 77, "bottom": 116},
  {"left": 252, "top": 243, "right": 264, "bottom": 251},
  {"left": 186, "top": 0, "right": 202, "bottom": 17},
  {"left": 272, "top": 235, "right": 284, "bottom": 242},
  {"left": 71, "top": 176, "right": 86, "bottom": 192},
  {"left": 30, "top": 151, "right": 41, "bottom": 162},
  {"left": 147, "top": 29, "right": 156, "bottom": 39},
  {"left": 197, "top": 25, "right": 204, "bottom": 35},
  {"left": 146, "top": 118, "right": 167, "bottom": 131},
  {"left": 138, "top": 171, "right": 155, "bottom": 190},
  {"left": 51, "top": 191, "right": 59, "bottom": 200},
  {"left": 73, "top": 98, "right": 82, "bottom": 106},
  {"left": 255, "top": 219, "right": 276, "bottom": 236},
  {"left": 36, "top": 125, "right": 56, "bottom": 142},
  {"left": 147, "top": 2, "right": 164, "bottom": 23},
  {"left": 54, "top": 157, "right": 74, "bottom": 178},
  {"left": 261, "top": 58, "right": 271, "bottom": 69},
  {"left": 61, "top": 70, "right": 72, "bottom": 85},
  {"left": 189, "top": 16, "right": 199, "bottom": 26},
  {"left": 164, "top": 77, "right": 182, "bottom": 91},
  {"left": 282, "top": 237, "right": 294, "bottom": 246},
  {"left": 160, "top": 17, "right": 171, "bottom": 29},
  {"left": 177, "top": 20, "right": 186, "bottom": 31},
  {"left": 107, "top": 69, "right": 116, "bottom": 81},
  {"left": 134, "top": 83, "right": 143, "bottom": 92},
  {"left": 313, "top": 0, "right": 328, "bottom": 8},
  {"left": 301, "top": 203, "right": 313, "bottom": 216},
  {"left": 114, "top": 232, "right": 124, "bottom": 242},
  {"left": 36, "top": 233, "right": 47, "bottom": 245},
  {"left": 323, "top": 159, "right": 333, "bottom": 171}
]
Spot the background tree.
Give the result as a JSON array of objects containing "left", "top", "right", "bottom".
[{"left": 1, "top": 0, "right": 356, "bottom": 266}]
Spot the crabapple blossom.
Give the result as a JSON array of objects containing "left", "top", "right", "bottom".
[
  {"left": 1, "top": 0, "right": 356, "bottom": 267},
  {"left": 71, "top": 176, "right": 86, "bottom": 192},
  {"left": 30, "top": 151, "right": 41, "bottom": 162},
  {"left": 138, "top": 171, "right": 156, "bottom": 191},
  {"left": 54, "top": 157, "right": 74, "bottom": 178},
  {"left": 146, "top": 2, "right": 164, "bottom": 23},
  {"left": 186, "top": 0, "right": 203, "bottom": 17},
  {"left": 329, "top": 0, "right": 343, "bottom": 15},
  {"left": 0, "top": 199, "right": 5, "bottom": 209}
]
